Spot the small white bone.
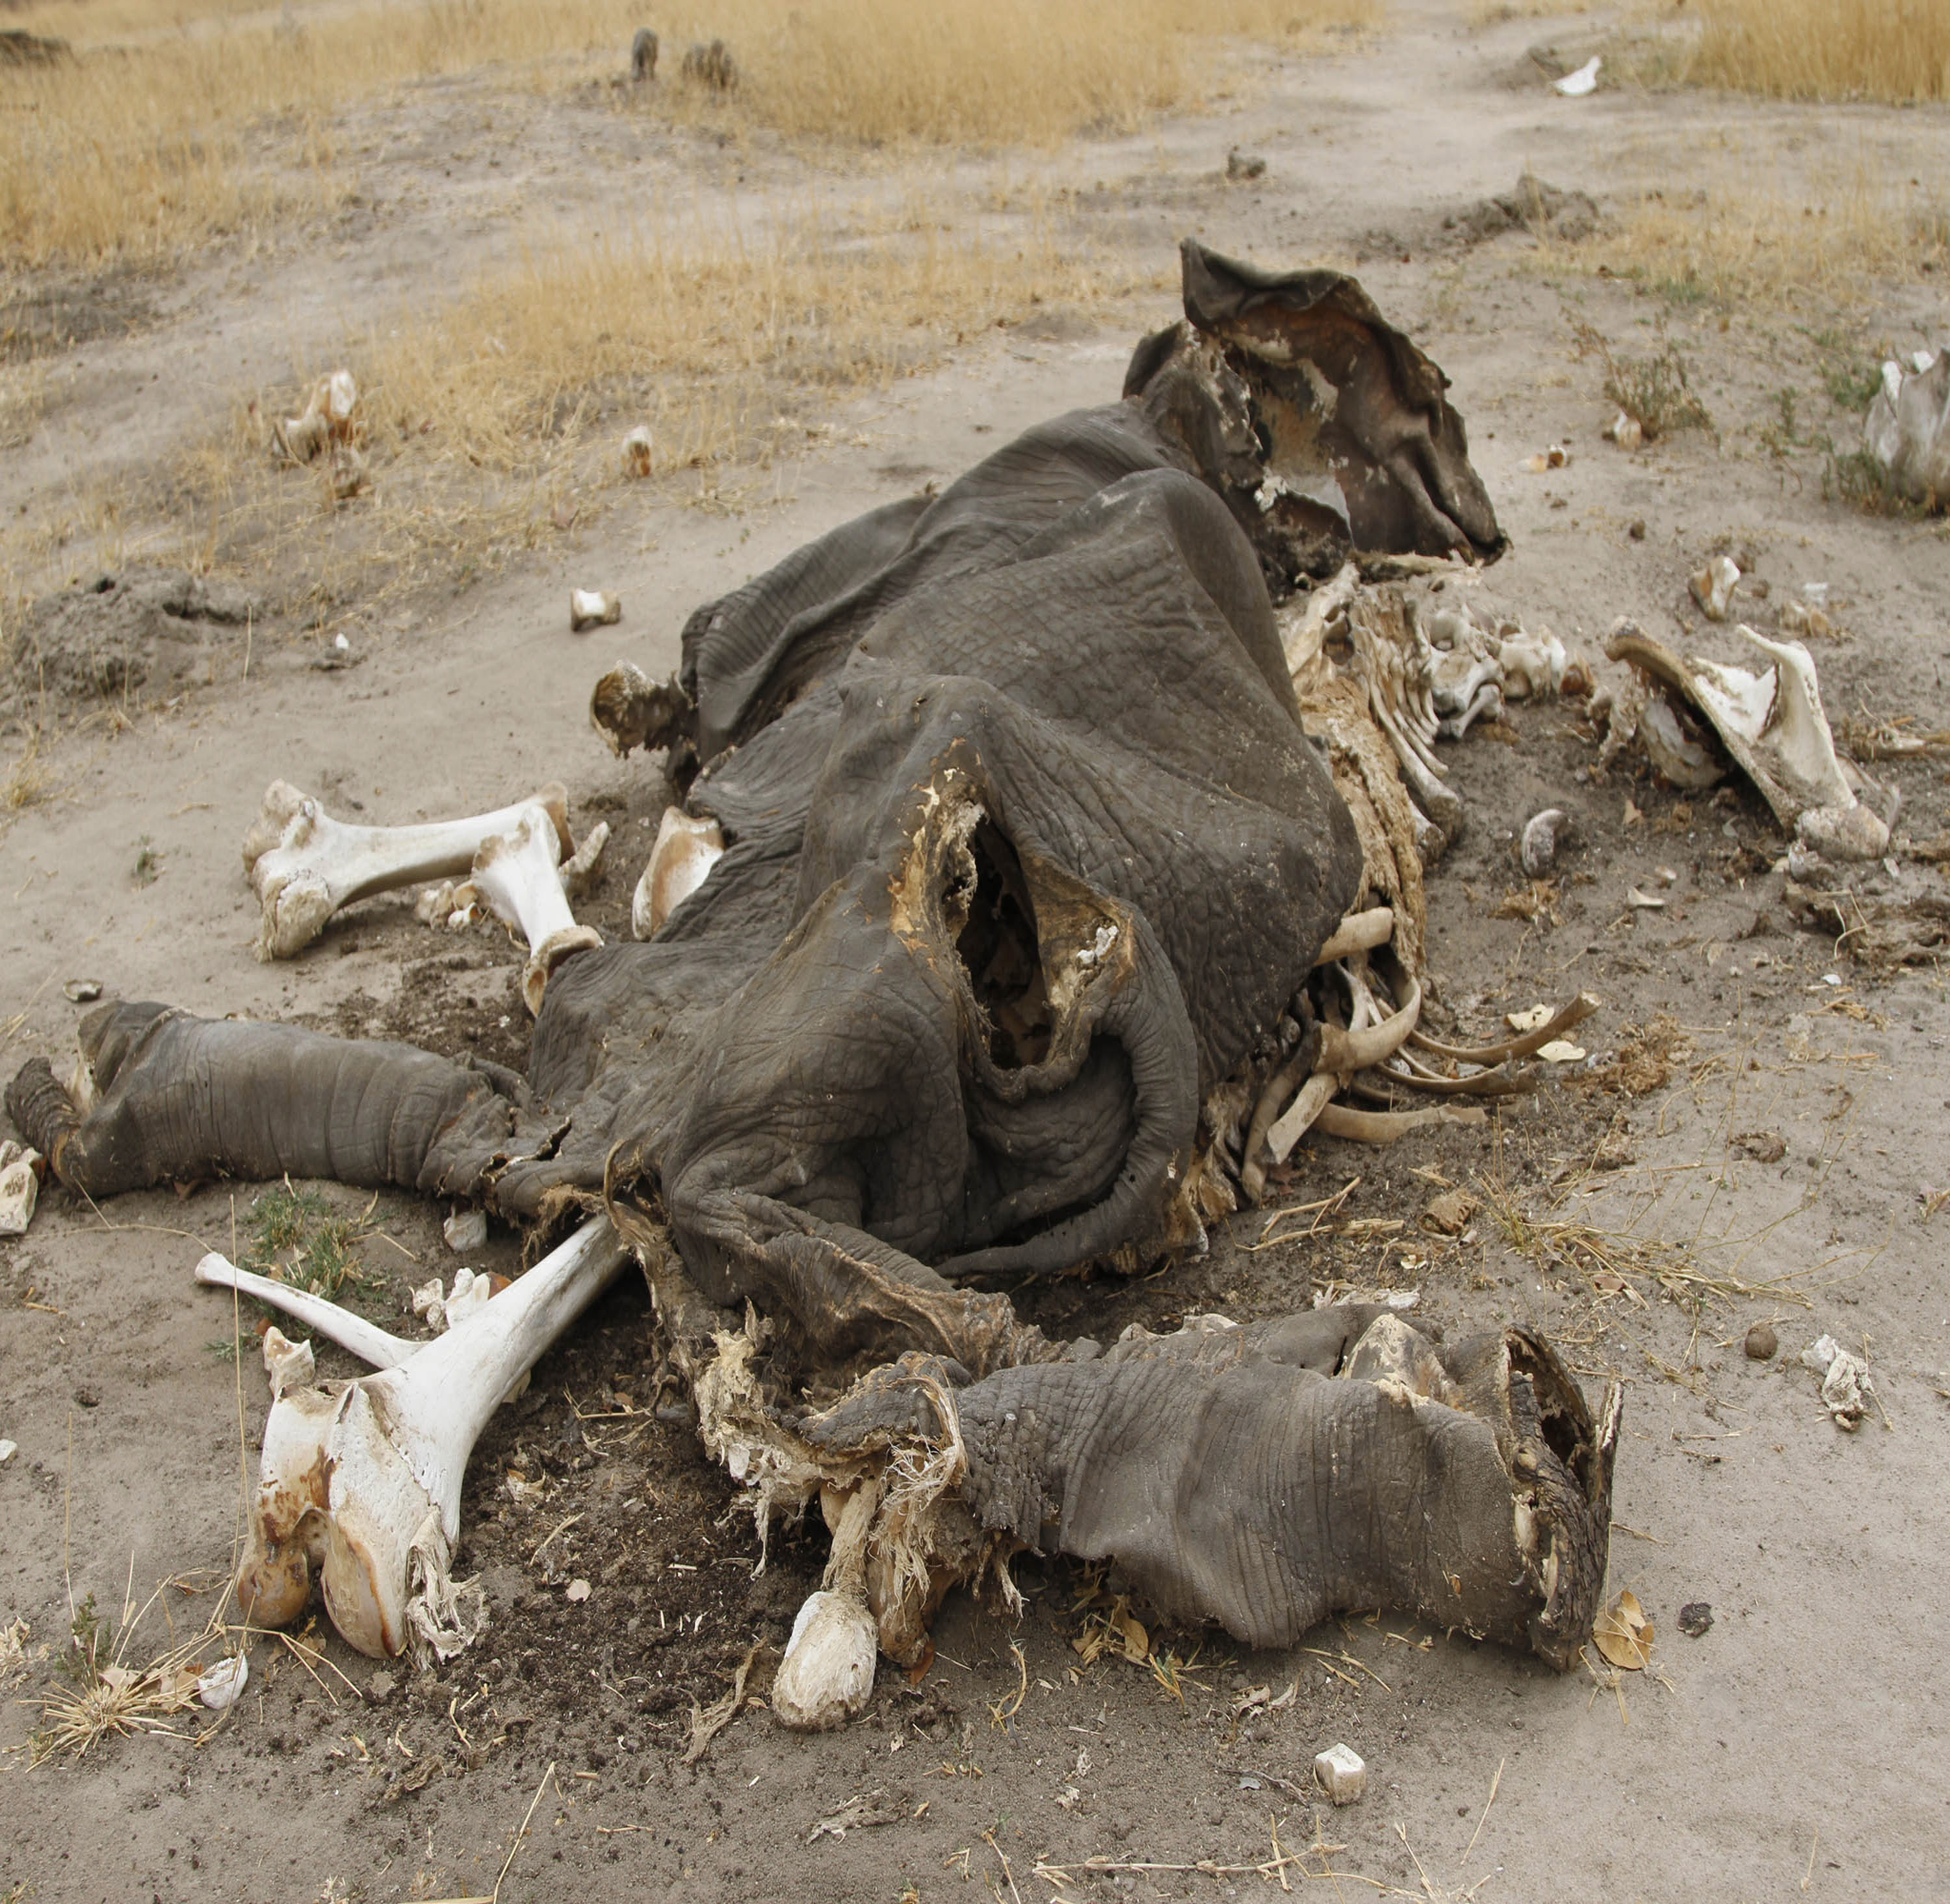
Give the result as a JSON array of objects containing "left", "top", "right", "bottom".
[
  {"left": 633, "top": 807, "right": 726, "bottom": 939},
  {"left": 1689, "top": 556, "right": 1740, "bottom": 623},
  {"left": 470, "top": 809, "right": 604, "bottom": 1014},
  {"left": 262, "top": 1326, "right": 315, "bottom": 1399},
  {"left": 0, "top": 1141, "right": 41, "bottom": 1237},
  {"left": 771, "top": 1589, "right": 879, "bottom": 1731},
  {"left": 211, "top": 1218, "right": 627, "bottom": 1659},
  {"left": 1493, "top": 628, "right": 1567, "bottom": 699},
  {"left": 244, "top": 783, "right": 573, "bottom": 961},
  {"left": 570, "top": 589, "right": 622, "bottom": 632},
  {"left": 1437, "top": 679, "right": 1503, "bottom": 741}
]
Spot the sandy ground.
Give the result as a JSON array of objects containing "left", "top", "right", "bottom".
[{"left": 4, "top": 3, "right": 1950, "bottom": 1899}]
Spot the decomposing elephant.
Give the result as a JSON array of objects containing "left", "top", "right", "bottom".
[{"left": 6, "top": 243, "right": 1620, "bottom": 1721}]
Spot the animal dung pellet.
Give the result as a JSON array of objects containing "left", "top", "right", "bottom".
[
  {"left": 570, "top": 588, "right": 622, "bottom": 632},
  {"left": 1744, "top": 1322, "right": 1778, "bottom": 1360},
  {"left": 444, "top": 1208, "right": 488, "bottom": 1255},
  {"left": 1314, "top": 1743, "right": 1366, "bottom": 1805}
]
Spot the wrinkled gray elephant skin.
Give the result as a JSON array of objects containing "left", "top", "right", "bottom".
[{"left": 7, "top": 246, "right": 1618, "bottom": 1673}]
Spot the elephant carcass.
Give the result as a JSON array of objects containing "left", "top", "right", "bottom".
[{"left": 6, "top": 246, "right": 1618, "bottom": 1680}]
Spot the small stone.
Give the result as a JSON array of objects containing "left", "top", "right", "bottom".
[
  {"left": 566, "top": 1578, "right": 591, "bottom": 1603},
  {"left": 1744, "top": 1322, "right": 1778, "bottom": 1361},
  {"left": 1314, "top": 1742, "right": 1365, "bottom": 1806},
  {"left": 368, "top": 1670, "right": 396, "bottom": 1701},
  {"left": 1629, "top": 518, "right": 1647, "bottom": 540},
  {"left": 0, "top": 1439, "right": 16, "bottom": 1463},
  {"left": 1677, "top": 1602, "right": 1713, "bottom": 1638}
]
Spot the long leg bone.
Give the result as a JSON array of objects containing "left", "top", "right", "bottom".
[
  {"left": 470, "top": 810, "right": 604, "bottom": 1014},
  {"left": 195, "top": 1254, "right": 415, "bottom": 1369},
  {"left": 226, "top": 1216, "right": 627, "bottom": 1658},
  {"left": 244, "top": 783, "right": 572, "bottom": 961}
]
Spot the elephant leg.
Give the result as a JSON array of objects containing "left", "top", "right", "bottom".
[{"left": 5, "top": 1001, "right": 518, "bottom": 1200}]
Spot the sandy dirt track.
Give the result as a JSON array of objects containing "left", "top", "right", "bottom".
[{"left": 3, "top": 3, "right": 1949, "bottom": 1899}]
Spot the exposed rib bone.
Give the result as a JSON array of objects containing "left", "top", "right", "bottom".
[
  {"left": 1313, "top": 906, "right": 1394, "bottom": 965},
  {"left": 1316, "top": 1101, "right": 1487, "bottom": 1143},
  {"left": 1264, "top": 1072, "right": 1338, "bottom": 1167},
  {"left": 222, "top": 1217, "right": 627, "bottom": 1659},
  {"left": 1408, "top": 992, "right": 1598, "bottom": 1067},
  {"left": 1438, "top": 679, "right": 1503, "bottom": 741},
  {"left": 244, "top": 783, "right": 572, "bottom": 961},
  {"left": 1315, "top": 975, "right": 1422, "bottom": 1076},
  {"left": 471, "top": 810, "right": 603, "bottom": 1015},
  {"left": 633, "top": 807, "right": 726, "bottom": 939}
]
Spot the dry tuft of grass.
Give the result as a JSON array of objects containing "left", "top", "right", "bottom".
[
  {"left": 2, "top": 726, "right": 54, "bottom": 814},
  {"left": 1688, "top": 0, "right": 1950, "bottom": 105},
  {"left": 1544, "top": 170, "right": 1950, "bottom": 312},
  {"left": 1, "top": 0, "right": 1374, "bottom": 267}
]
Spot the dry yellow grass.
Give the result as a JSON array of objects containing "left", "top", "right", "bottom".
[
  {"left": 1544, "top": 169, "right": 1950, "bottom": 310},
  {"left": 1688, "top": 0, "right": 1950, "bottom": 105},
  {"left": 157, "top": 202, "right": 1150, "bottom": 614},
  {"left": 1, "top": 0, "right": 1374, "bottom": 267}
]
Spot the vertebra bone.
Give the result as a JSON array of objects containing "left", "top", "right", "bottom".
[
  {"left": 209, "top": 1216, "right": 627, "bottom": 1660},
  {"left": 244, "top": 783, "right": 573, "bottom": 961}
]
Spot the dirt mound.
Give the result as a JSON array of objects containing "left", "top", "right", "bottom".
[
  {"left": 1447, "top": 172, "right": 1602, "bottom": 247},
  {"left": 8, "top": 566, "right": 261, "bottom": 707}
]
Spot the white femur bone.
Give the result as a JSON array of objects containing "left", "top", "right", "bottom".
[
  {"left": 633, "top": 807, "right": 726, "bottom": 939},
  {"left": 205, "top": 1217, "right": 627, "bottom": 1660},
  {"left": 244, "top": 783, "right": 573, "bottom": 961},
  {"left": 470, "top": 808, "right": 604, "bottom": 1014}
]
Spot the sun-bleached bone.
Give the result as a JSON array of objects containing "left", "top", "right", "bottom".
[
  {"left": 1864, "top": 352, "right": 1949, "bottom": 506},
  {"left": 244, "top": 783, "right": 573, "bottom": 961},
  {"left": 570, "top": 589, "right": 622, "bottom": 633},
  {"left": 1494, "top": 627, "right": 1567, "bottom": 699},
  {"left": 0, "top": 1141, "right": 39, "bottom": 1237},
  {"left": 412, "top": 820, "right": 607, "bottom": 940},
  {"left": 633, "top": 807, "right": 726, "bottom": 939},
  {"left": 470, "top": 809, "right": 603, "bottom": 1014},
  {"left": 1607, "top": 622, "right": 1887, "bottom": 859},
  {"left": 1313, "top": 906, "right": 1394, "bottom": 965},
  {"left": 209, "top": 1217, "right": 627, "bottom": 1659},
  {"left": 262, "top": 1326, "right": 315, "bottom": 1399},
  {"left": 1438, "top": 680, "right": 1503, "bottom": 740},
  {"left": 195, "top": 1252, "right": 416, "bottom": 1368},
  {"left": 272, "top": 368, "right": 358, "bottom": 465},
  {"left": 1689, "top": 556, "right": 1740, "bottom": 623},
  {"left": 1638, "top": 692, "right": 1723, "bottom": 789}
]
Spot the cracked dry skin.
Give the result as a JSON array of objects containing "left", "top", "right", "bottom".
[{"left": 4, "top": 246, "right": 1615, "bottom": 1671}]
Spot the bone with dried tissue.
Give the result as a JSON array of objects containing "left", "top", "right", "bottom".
[
  {"left": 214, "top": 1217, "right": 627, "bottom": 1658},
  {"left": 634, "top": 807, "right": 726, "bottom": 939},
  {"left": 0, "top": 1141, "right": 41, "bottom": 1237},
  {"left": 1689, "top": 556, "right": 1740, "bottom": 623},
  {"left": 1800, "top": 1333, "right": 1875, "bottom": 1431},
  {"left": 244, "top": 782, "right": 573, "bottom": 961},
  {"left": 470, "top": 808, "right": 604, "bottom": 1015},
  {"left": 570, "top": 589, "right": 623, "bottom": 633},
  {"left": 622, "top": 426, "right": 654, "bottom": 478}
]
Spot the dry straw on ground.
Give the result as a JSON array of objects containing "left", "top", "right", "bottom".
[
  {"left": 1688, "top": 0, "right": 1950, "bottom": 105},
  {"left": 1, "top": 0, "right": 1373, "bottom": 266}
]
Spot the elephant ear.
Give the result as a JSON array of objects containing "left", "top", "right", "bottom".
[{"left": 1129, "top": 239, "right": 1506, "bottom": 573}]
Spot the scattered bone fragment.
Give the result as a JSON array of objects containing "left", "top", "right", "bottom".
[
  {"left": 1314, "top": 1743, "right": 1366, "bottom": 1805},
  {"left": 1625, "top": 886, "right": 1665, "bottom": 909},
  {"left": 1605, "top": 621, "right": 1888, "bottom": 860},
  {"left": 1781, "top": 597, "right": 1832, "bottom": 640},
  {"left": 244, "top": 781, "right": 572, "bottom": 960},
  {"left": 411, "top": 1266, "right": 496, "bottom": 1334},
  {"left": 63, "top": 980, "right": 101, "bottom": 1003},
  {"left": 1522, "top": 445, "right": 1568, "bottom": 472},
  {"left": 262, "top": 1327, "right": 314, "bottom": 1400},
  {"left": 1495, "top": 627, "right": 1567, "bottom": 699},
  {"left": 273, "top": 369, "right": 358, "bottom": 465},
  {"left": 443, "top": 1208, "right": 488, "bottom": 1255},
  {"left": 621, "top": 425, "right": 654, "bottom": 476},
  {"left": 1521, "top": 807, "right": 1571, "bottom": 876},
  {"left": 1536, "top": 1039, "right": 1586, "bottom": 1062},
  {"left": 569, "top": 588, "right": 622, "bottom": 632},
  {"left": 1801, "top": 1334, "right": 1875, "bottom": 1431},
  {"left": 634, "top": 807, "right": 726, "bottom": 938},
  {"left": 1863, "top": 349, "right": 1949, "bottom": 507},
  {"left": 1505, "top": 1004, "right": 1551, "bottom": 1033},
  {"left": 629, "top": 25, "right": 657, "bottom": 81},
  {"left": 198, "top": 1654, "right": 249, "bottom": 1710},
  {"left": 772, "top": 1589, "right": 880, "bottom": 1731},
  {"left": 1603, "top": 409, "right": 1643, "bottom": 449},
  {"left": 1639, "top": 692, "right": 1723, "bottom": 789},
  {"left": 1422, "top": 1189, "right": 1479, "bottom": 1236},
  {"left": 1744, "top": 1322, "right": 1778, "bottom": 1361},
  {"left": 413, "top": 878, "right": 481, "bottom": 929},
  {"left": 1552, "top": 54, "right": 1601, "bottom": 94},
  {"left": 0, "top": 1142, "right": 41, "bottom": 1236},
  {"left": 224, "top": 1217, "right": 627, "bottom": 1658},
  {"left": 470, "top": 808, "right": 603, "bottom": 1014},
  {"left": 0, "top": 1439, "right": 16, "bottom": 1463},
  {"left": 1689, "top": 555, "right": 1740, "bottom": 622}
]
